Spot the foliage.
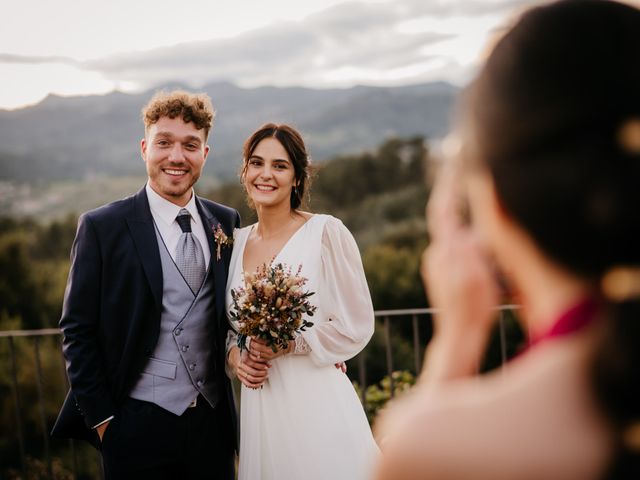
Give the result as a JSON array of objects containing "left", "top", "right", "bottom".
[
  {"left": 346, "top": 316, "right": 430, "bottom": 393},
  {"left": 0, "top": 333, "right": 84, "bottom": 479},
  {"left": 0, "top": 217, "right": 73, "bottom": 330},
  {"left": 2, "top": 456, "right": 75, "bottom": 480},
  {"left": 208, "top": 182, "right": 257, "bottom": 226},
  {"left": 363, "top": 244, "right": 426, "bottom": 310},
  {"left": 354, "top": 370, "right": 416, "bottom": 423},
  {"left": 481, "top": 309, "right": 526, "bottom": 372}
]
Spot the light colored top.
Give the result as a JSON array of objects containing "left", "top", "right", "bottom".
[
  {"left": 302, "top": 215, "right": 374, "bottom": 365},
  {"left": 226, "top": 214, "right": 374, "bottom": 366},
  {"left": 375, "top": 328, "right": 614, "bottom": 480},
  {"left": 145, "top": 183, "right": 210, "bottom": 266},
  {"left": 226, "top": 213, "right": 378, "bottom": 480}
]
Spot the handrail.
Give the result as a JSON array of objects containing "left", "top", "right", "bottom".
[
  {"left": 0, "top": 328, "right": 61, "bottom": 337},
  {"left": 0, "top": 304, "right": 522, "bottom": 337},
  {"left": 0, "top": 306, "right": 522, "bottom": 479},
  {"left": 373, "top": 304, "right": 520, "bottom": 316}
]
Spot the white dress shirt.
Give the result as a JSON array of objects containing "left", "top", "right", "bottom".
[{"left": 145, "top": 183, "right": 211, "bottom": 267}]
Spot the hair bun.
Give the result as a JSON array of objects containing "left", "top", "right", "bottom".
[
  {"left": 617, "top": 118, "right": 640, "bottom": 155},
  {"left": 601, "top": 266, "right": 640, "bottom": 302},
  {"left": 623, "top": 421, "right": 640, "bottom": 452}
]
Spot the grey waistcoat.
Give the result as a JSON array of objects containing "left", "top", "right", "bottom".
[{"left": 129, "top": 224, "right": 220, "bottom": 415}]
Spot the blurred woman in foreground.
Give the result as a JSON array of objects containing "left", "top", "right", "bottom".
[{"left": 375, "top": 1, "right": 640, "bottom": 478}]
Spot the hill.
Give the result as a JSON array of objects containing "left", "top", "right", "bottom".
[{"left": 0, "top": 81, "right": 457, "bottom": 182}]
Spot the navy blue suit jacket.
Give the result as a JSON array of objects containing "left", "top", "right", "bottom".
[{"left": 51, "top": 187, "right": 240, "bottom": 447}]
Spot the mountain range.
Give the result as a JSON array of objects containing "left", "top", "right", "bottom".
[{"left": 0, "top": 81, "right": 458, "bottom": 183}]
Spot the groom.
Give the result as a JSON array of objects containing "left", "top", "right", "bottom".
[{"left": 51, "top": 90, "right": 239, "bottom": 479}]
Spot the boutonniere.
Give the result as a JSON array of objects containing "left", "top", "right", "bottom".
[{"left": 213, "top": 224, "right": 233, "bottom": 260}]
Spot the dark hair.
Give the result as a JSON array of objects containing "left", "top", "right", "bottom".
[
  {"left": 466, "top": 0, "right": 640, "bottom": 475},
  {"left": 241, "top": 123, "right": 311, "bottom": 210},
  {"left": 142, "top": 90, "right": 215, "bottom": 141}
]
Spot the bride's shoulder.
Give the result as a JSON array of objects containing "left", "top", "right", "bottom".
[
  {"left": 304, "top": 213, "right": 340, "bottom": 231},
  {"left": 232, "top": 223, "right": 254, "bottom": 239},
  {"left": 309, "top": 214, "right": 354, "bottom": 240}
]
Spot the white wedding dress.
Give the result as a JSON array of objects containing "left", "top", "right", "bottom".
[{"left": 225, "top": 214, "right": 379, "bottom": 480}]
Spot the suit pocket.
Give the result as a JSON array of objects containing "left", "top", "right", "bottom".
[{"left": 142, "top": 357, "right": 177, "bottom": 379}]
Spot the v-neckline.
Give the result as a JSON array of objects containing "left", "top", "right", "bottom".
[{"left": 241, "top": 215, "right": 315, "bottom": 274}]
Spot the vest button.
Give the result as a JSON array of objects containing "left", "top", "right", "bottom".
[
  {"left": 189, "top": 363, "right": 196, "bottom": 371},
  {"left": 197, "top": 380, "right": 203, "bottom": 387},
  {"left": 182, "top": 345, "right": 188, "bottom": 352},
  {"left": 174, "top": 328, "right": 182, "bottom": 336}
]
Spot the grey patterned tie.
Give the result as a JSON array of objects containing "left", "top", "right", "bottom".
[{"left": 175, "top": 208, "right": 206, "bottom": 294}]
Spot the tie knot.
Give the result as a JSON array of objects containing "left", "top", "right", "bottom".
[{"left": 176, "top": 209, "right": 192, "bottom": 233}]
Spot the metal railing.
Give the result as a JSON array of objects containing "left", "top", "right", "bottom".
[
  {"left": 0, "top": 306, "right": 520, "bottom": 479},
  {"left": 354, "top": 305, "right": 521, "bottom": 405},
  {"left": 0, "top": 329, "right": 68, "bottom": 479}
]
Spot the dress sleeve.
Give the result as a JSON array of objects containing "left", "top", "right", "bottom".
[{"left": 301, "top": 217, "right": 375, "bottom": 366}]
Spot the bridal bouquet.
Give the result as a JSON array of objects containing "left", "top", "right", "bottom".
[{"left": 230, "top": 262, "right": 316, "bottom": 353}]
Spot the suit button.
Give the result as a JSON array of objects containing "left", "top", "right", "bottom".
[
  {"left": 181, "top": 345, "right": 188, "bottom": 352},
  {"left": 189, "top": 363, "right": 196, "bottom": 371},
  {"left": 174, "top": 328, "right": 182, "bottom": 336},
  {"left": 197, "top": 380, "right": 203, "bottom": 387},
  {"left": 144, "top": 348, "right": 152, "bottom": 355}
]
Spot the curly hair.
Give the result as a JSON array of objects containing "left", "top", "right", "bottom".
[{"left": 141, "top": 90, "right": 215, "bottom": 140}]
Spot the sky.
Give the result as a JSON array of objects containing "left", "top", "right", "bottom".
[{"left": 0, "top": 0, "right": 537, "bottom": 110}]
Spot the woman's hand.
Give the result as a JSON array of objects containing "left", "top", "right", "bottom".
[
  {"left": 249, "top": 337, "right": 292, "bottom": 362},
  {"left": 249, "top": 337, "right": 347, "bottom": 372},
  {"left": 421, "top": 160, "right": 500, "bottom": 383},
  {"left": 228, "top": 345, "right": 270, "bottom": 389}
]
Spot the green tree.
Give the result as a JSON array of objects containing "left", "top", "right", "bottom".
[
  {"left": 362, "top": 244, "right": 426, "bottom": 310},
  {"left": 0, "top": 233, "right": 47, "bottom": 329}
]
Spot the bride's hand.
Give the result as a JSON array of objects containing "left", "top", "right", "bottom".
[
  {"left": 229, "top": 346, "right": 269, "bottom": 389},
  {"left": 249, "top": 337, "right": 292, "bottom": 362}
]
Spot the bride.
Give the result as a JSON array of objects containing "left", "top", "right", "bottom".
[{"left": 225, "top": 123, "right": 378, "bottom": 480}]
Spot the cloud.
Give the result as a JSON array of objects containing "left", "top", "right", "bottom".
[
  {"left": 1, "top": 0, "right": 528, "bottom": 90},
  {"left": 398, "top": 0, "right": 534, "bottom": 17},
  {"left": 0, "top": 53, "right": 79, "bottom": 65},
  {"left": 82, "top": 0, "right": 459, "bottom": 89}
]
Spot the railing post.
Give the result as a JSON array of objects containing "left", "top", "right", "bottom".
[
  {"left": 412, "top": 314, "right": 421, "bottom": 375},
  {"left": 384, "top": 316, "right": 394, "bottom": 398},
  {"left": 499, "top": 309, "right": 508, "bottom": 369},
  {"left": 34, "top": 336, "right": 53, "bottom": 479},
  {"left": 1, "top": 309, "right": 524, "bottom": 476},
  {"left": 8, "top": 336, "right": 27, "bottom": 479},
  {"left": 58, "top": 335, "right": 80, "bottom": 477},
  {"left": 358, "top": 350, "right": 367, "bottom": 406}
]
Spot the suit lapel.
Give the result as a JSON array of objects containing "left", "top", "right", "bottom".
[
  {"left": 126, "top": 188, "right": 163, "bottom": 310},
  {"left": 196, "top": 196, "right": 228, "bottom": 320}
]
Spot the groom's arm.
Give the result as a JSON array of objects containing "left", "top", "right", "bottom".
[{"left": 59, "top": 213, "right": 116, "bottom": 430}]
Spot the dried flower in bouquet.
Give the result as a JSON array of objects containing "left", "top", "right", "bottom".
[{"left": 230, "top": 262, "right": 316, "bottom": 353}]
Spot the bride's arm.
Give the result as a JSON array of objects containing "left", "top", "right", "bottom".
[{"left": 300, "top": 217, "right": 375, "bottom": 366}]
